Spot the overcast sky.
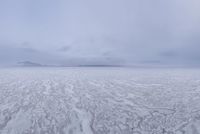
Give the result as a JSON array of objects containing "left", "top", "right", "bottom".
[{"left": 0, "top": 0, "right": 200, "bottom": 66}]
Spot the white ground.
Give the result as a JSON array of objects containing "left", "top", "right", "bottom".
[{"left": 0, "top": 67, "right": 200, "bottom": 134}]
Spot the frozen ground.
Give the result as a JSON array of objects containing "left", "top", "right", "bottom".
[{"left": 0, "top": 67, "right": 200, "bottom": 134}]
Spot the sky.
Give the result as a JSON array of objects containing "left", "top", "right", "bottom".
[{"left": 0, "top": 0, "right": 200, "bottom": 66}]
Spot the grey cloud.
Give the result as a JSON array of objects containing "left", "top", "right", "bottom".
[
  {"left": 58, "top": 46, "right": 71, "bottom": 52},
  {"left": 0, "top": 0, "right": 200, "bottom": 66}
]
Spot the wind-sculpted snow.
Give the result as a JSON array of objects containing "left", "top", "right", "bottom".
[{"left": 0, "top": 68, "right": 200, "bottom": 134}]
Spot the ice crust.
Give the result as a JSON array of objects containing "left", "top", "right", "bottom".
[{"left": 0, "top": 68, "right": 200, "bottom": 134}]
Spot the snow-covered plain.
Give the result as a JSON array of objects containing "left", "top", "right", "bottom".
[{"left": 0, "top": 67, "right": 200, "bottom": 134}]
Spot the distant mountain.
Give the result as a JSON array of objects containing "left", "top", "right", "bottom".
[
  {"left": 78, "top": 65, "right": 123, "bottom": 67},
  {"left": 17, "top": 61, "right": 44, "bottom": 67}
]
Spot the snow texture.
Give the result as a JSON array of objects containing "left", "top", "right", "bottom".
[{"left": 0, "top": 67, "right": 200, "bottom": 134}]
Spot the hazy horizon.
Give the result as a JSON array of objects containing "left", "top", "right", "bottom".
[{"left": 1, "top": 0, "right": 200, "bottom": 67}]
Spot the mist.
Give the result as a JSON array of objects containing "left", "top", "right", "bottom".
[{"left": 0, "top": 0, "right": 200, "bottom": 67}]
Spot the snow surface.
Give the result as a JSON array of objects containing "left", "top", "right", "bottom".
[{"left": 0, "top": 67, "right": 200, "bottom": 134}]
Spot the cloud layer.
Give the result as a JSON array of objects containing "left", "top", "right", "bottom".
[{"left": 0, "top": 0, "right": 200, "bottom": 66}]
